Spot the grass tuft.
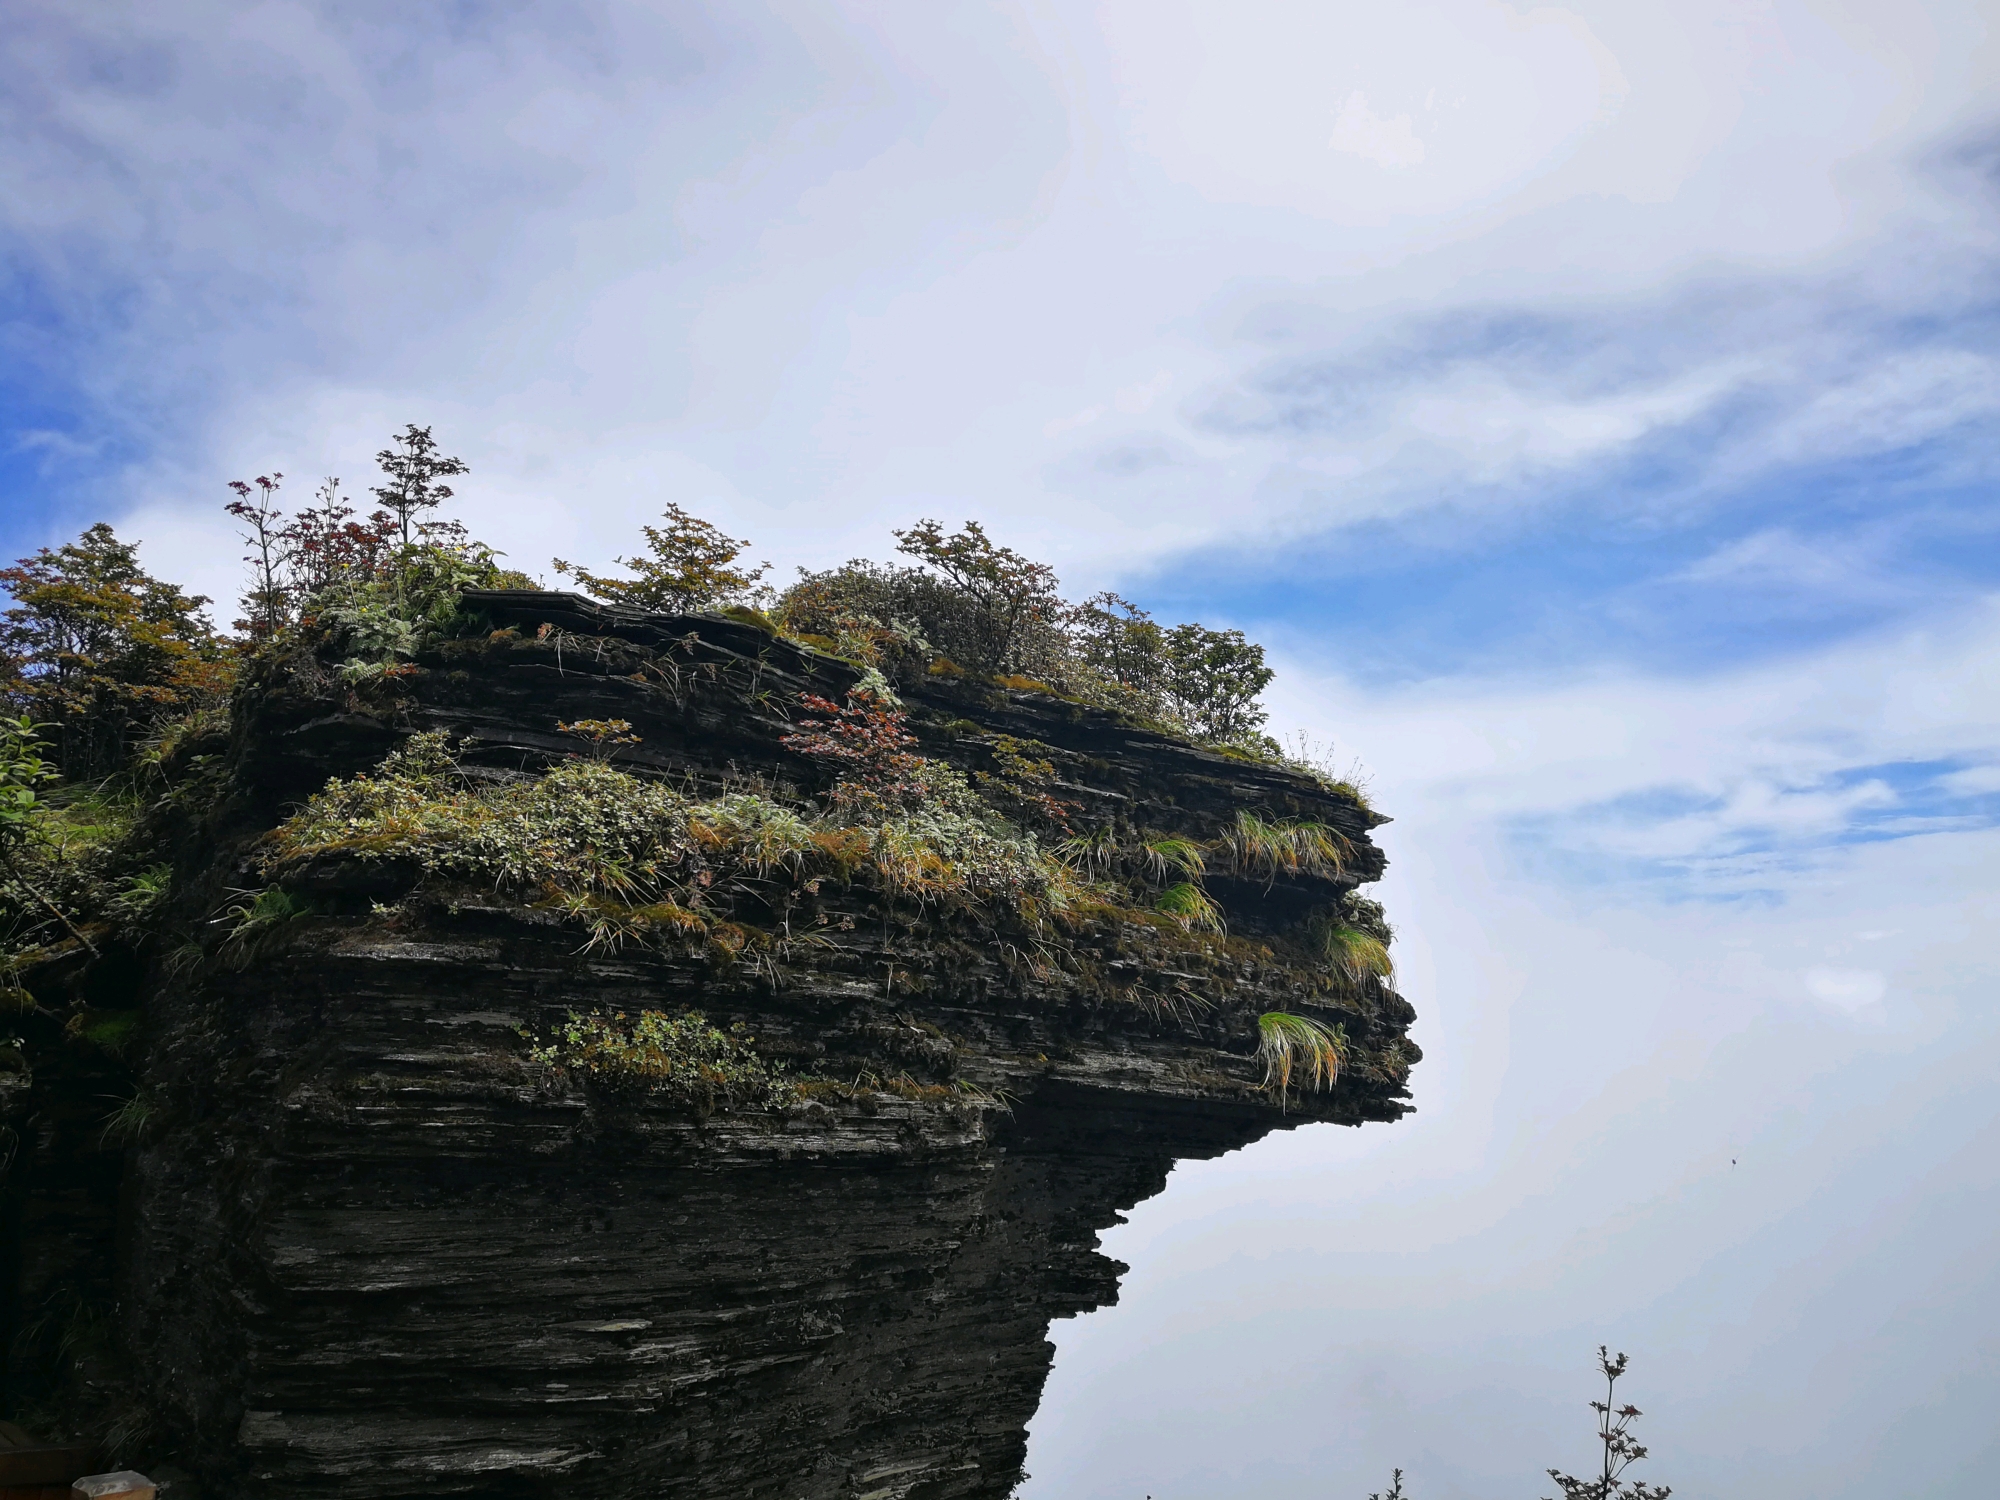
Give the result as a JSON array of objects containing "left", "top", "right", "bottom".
[
  {"left": 1311, "top": 917, "right": 1393, "bottom": 987},
  {"left": 1141, "top": 834, "right": 1206, "bottom": 881},
  {"left": 1221, "top": 811, "right": 1349, "bottom": 885},
  {"left": 1256, "top": 1011, "right": 1346, "bottom": 1109},
  {"left": 1155, "top": 881, "right": 1225, "bottom": 933}
]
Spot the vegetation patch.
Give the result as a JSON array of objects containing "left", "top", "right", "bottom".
[
  {"left": 265, "top": 727, "right": 1086, "bottom": 948},
  {"left": 524, "top": 1008, "right": 798, "bottom": 1112}
]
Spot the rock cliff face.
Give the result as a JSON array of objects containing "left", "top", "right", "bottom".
[{"left": 3, "top": 594, "right": 1417, "bottom": 1499}]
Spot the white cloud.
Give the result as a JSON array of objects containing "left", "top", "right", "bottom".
[
  {"left": 1939, "top": 763, "right": 2000, "bottom": 795},
  {"left": 1328, "top": 92, "right": 1426, "bottom": 169},
  {"left": 1804, "top": 966, "right": 1888, "bottom": 1010},
  {"left": 1265, "top": 594, "right": 2000, "bottom": 891},
  {"left": 6, "top": 0, "right": 1998, "bottom": 610}
]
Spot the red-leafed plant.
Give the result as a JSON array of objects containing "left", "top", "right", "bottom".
[{"left": 780, "top": 688, "right": 927, "bottom": 815}]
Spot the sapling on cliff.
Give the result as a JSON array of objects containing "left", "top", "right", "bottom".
[
  {"left": 224, "top": 472, "right": 290, "bottom": 639},
  {"left": 554, "top": 502, "right": 771, "bottom": 612},
  {"left": 781, "top": 688, "right": 930, "bottom": 816},
  {"left": 372, "top": 423, "right": 468, "bottom": 547},
  {"left": 557, "top": 718, "right": 642, "bottom": 760}
]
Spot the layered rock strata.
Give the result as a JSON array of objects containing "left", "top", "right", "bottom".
[{"left": 5, "top": 593, "right": 1417, "bottom": 1499}]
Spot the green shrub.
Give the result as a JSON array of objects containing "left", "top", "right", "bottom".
[
  {"left": 553, "top": 503, "right": 771, "bottom": 613},
  {"left": 524, "top": 1008, "right": 797, "bottom": 1112},
  {"left": 266, "top": 732, "right": 1081, "bottom": 939}
]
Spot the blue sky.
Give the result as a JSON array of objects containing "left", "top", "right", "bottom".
[{"left": 7, "top": 3, "right": 2000, "bottom": 1496}]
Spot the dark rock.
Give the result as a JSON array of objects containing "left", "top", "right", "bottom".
[{"left": 3, "top": 596, "right": 1419, "bottom": 1499}]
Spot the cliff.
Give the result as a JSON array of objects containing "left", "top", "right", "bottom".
[{"left": 1, "top": 592, "right": 1417, "bottom": 1499}]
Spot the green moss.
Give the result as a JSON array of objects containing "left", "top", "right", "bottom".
[
  {"left": 718, "top": 604, "right": 780, "bottom": 634},
  {"left": 68, "top": 1010, "right": 141, "bottom": 1058}
]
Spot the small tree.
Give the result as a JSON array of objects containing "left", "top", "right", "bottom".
[
  {"left": 893, "top": 518, "right": 1063, "bottom": 675},
  {"left": 1161, "top": 623, "right": 1274, "bottom": 742},
  {"left": 372, "top": 424, "right": 468, "bottom": 546},
  {"left": 286, "top": 477, "right": 399, "bottom": 596},
  {"left": 1544, "top": 1348, "right": 1672, "bottom": 1500},
  {"left": 1359, "top": 1350, "right": 1670, "bottom": 1500},
  {"left": 1070, "top": 590, "right": 1165, "bottom": 701},
  {"left": 555, "top": 503, "right": 770, "bottom": 613},
  {"left": 0, "top": 525, "right": 231, "bottom": 778},
  {"left": 225, "top": 471, "right": 290, "bottom": 638},
  {"left": 780, "top": 688, "right": 928, "bottom": 815}
]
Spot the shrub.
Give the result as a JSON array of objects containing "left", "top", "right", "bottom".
[
  {"left": 775, "top": 518, "right": 1279, "bottom": 749},
  {"left": 781, "top": 688, "right": 929, "bottom": 816},
  {"left": 1160, "top": 622, "right": 1274, "bottom": 742},
  {"left": 267, "top": 732, "right": 1078, "bottom": 936},
  {"left": 892, "top": 518, "right": 1065, "bottom": 675},
  {"left": 0, "top": 716, "right": 104, "bottom": 956},
  {"left": 776, "top": 558, "right": 995, "bottom": 677},
  {"left": 524, "top": 1008, "right": 798, "bottom": 1112},
  {"left": 556, "top": 718, "right": 641, "bottom": 759},
  {"left": 1071, "top": 591, "right": 1166, "bottom": 705}
]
